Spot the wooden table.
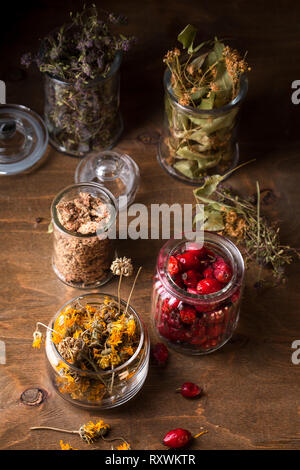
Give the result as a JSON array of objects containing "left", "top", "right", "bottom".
[{"left": 0, "top": 0, "right": 300, "bottom": 450}]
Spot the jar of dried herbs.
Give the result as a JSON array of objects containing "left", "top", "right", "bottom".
[
  {"left": 44, "top": 52, "right": 123, "bottom": 156},
  {"left": 158, "top": 27, "right": 249, "bottom": 184},
  {"left": 51, "top": 183, "right": 118, "bottom": 289},
  {"left": 45, "top": 293, "right": 150, "bottom": 409},
  {"left": 21, "top": 6, "right": 135, "bottom": 157}
]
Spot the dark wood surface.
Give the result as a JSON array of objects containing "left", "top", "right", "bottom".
[{"left": 0, "top": 0, "right": 300, "bottom": 450}]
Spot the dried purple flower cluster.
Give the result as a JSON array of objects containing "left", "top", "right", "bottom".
[
  {"left": 21, "top": 5, "right": 135, "bottom": 88},
  {"left": 21, "top": 5, "right": 135, "bottom": 156}
]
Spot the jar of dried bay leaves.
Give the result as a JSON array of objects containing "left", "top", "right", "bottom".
[
  {"left": 51, "top": 183, "right": 118, "bottom": 288},
  {"left": 45, "top": 293, "right": 150, "bottom": 409},
  {"left": 158, "top": 62, "right": 248, "bottom": 185}
]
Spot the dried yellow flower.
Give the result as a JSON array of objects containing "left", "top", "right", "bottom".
[{"left": 60, "top": 440, "right": 77, "bottom": 450}]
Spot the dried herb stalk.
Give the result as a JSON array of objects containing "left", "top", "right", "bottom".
[{"left": 194, "top": 172, "right": 299, "bottom": 284}]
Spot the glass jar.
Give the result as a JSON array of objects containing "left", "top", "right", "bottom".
[
  {"left": 45, "top": 293, "right": 150, "bottom": 409},
  {"left": 51, "top": 183, "right": 118, "bottom": 289},
  {"left": 44, "top": 51, "right": 123, "bottom": 157},
  {"left": 152, "top": 232, "right": 244, "bottom": 355},
  {"left": 157, "top": 68, "right": 248, "bottom": 185}
]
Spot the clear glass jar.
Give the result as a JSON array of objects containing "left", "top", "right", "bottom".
[
  {"left": 152, "top": 232, "right": 244, "bottom": 355},
  {"left": 44, "top": 52, "right": 123, "bottom": 157},
  {"left": 51, "top": 183, "right": 118, "bottom": 289},
  {"left": 45, "top": 293, "right": 150, "bottom": 409},
  {"left": 157, "top": 68, "right": 248, "bottom": 185}
]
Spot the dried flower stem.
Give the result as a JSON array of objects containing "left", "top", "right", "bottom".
[
  {"left": 118, "top": 272, "right": 123, "bottom": 313},
  {"left": 31, "top": 426, "right": 79, "bottom": 435},
  {"left": 124, "top": 267, "right": 142, "bottom": 316},
  {"left": 36, "top": 322, "right": 62, "bottom": 338}
]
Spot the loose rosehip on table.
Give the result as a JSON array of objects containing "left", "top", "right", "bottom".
[
  {"left": 151, "top": 342, "right": 168, "bottom": 366},
  {"left": 178, "top": 382, "right": 202, "bottom": 399},
  {"left": 162, "top": 428, "right": 192, "bottom": 449},
  {"left": 162, "top": 428, "right": 208, "bottom": 449}
]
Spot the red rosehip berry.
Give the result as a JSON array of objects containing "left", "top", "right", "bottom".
[
  {"left": 180, "top": 306, "right": 197, "bottom": 324},
  {"left": 180, "top": 382, "right": 202, "bottom": 398},
  {"left": 182, "top": 269, "right": 202, "bottom": 288},
  {"left": 177, "top": 252, "right": 201, "bottom": 271},
  {"left": 168, "top": 255, "right": 181, "bottom": 276},
  {"left": 203, "top": 266, "right": 214, "bottom": 278},
  {"left": 163, "top": 428, "right": 192, "bottom": 449},
  {"left": 173, "top": 273, "right": 185, "bottom": 289},
  {"left": 213, "top": 257, "right": 232, "bottom": 284},
  {"left": 196, "top": 278, "right": 224, "bottom": 295},
  {"left": 152, "top": 342, "right": 168, "bottom": 366}
]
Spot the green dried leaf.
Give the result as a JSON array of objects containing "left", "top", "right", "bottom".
[
  {"left": 174, "top": 159, "right": 199, "bottom": 178},
  {"left": 198, "top": 92, "right": 215, "bottom": 110},
  {"left": 214, "top": 60, "right": 233, "bottom": 107},
  {"left": 203, "top": 207, "right": 225, "bottom": 231},
  {"left": 176, "top": 146, "right": 202, "bottom": 160},
  {"left": 47, "top": 221, "right": 53, "bottom": 233},
  {"left": 178, "top": 24, "right": 197, "bottom": 52},
  {"left": 189, "top": 109, "right": 237, "bottom": 133},
  {"left": 194, "top": 174, "right": 224, "bottom": 198}
]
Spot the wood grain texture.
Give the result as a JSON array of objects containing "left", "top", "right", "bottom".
[{"left": 0, "top": 0, "right": 300, "bottom": 450}]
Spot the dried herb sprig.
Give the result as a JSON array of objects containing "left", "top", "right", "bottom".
[{"left": 194, "top": 173, "right": 300, "bottom": 284}]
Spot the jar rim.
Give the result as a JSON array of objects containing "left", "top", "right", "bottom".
[
  {"left": 51, "top": 182, "right": 118, "bottom": 238},
  {"left": 44, "top": 50, "right": 122, "bottom": 86},
  {"left": 163, "top": 67, "right": 248, "bottom": 115},
  {"left": 47, "top": 292, "right": 146, "bottom": 377},
  {"left": 157, "top": 231, "right": 244, "bottom": 305}
]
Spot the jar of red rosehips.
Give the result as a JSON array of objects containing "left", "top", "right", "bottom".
[{"left": 152, "top": 232, "right": 244, "bottom": 355}]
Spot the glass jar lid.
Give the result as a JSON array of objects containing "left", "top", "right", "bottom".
[
  {"left": 0, "top": 104, "right": 48, "bottom": 175},
  {"left": 75, "top": 150, "right": 140, "bottom": 211}
]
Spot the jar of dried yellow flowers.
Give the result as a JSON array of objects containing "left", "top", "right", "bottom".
[{"left": 45, "top": 293, "right": 150, "bottom": 409}]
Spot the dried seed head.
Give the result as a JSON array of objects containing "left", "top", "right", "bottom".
[{"left": 111, "top": 257, "right": 133, "bottom": 277}]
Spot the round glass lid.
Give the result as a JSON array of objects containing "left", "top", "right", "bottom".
[
  {"left": 75, "top": 150, "right": 140, "bottom": 211},
  {"left": 0, "top": 104, "right": 48, "bottom": 175}
]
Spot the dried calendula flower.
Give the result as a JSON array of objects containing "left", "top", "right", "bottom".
[
  {"left": 32, "top": 322, "right": 62, "bottom": 349},
  {"left": 31, "top": 419, "right": 110, "bottom": 444},
  {"left": 32, "top": 330, "right": 43, "bottom": 349},
  {"left": 31, "top": 419, "right": 130, "bottom": 448},
  {"left": 116, "top": 442, "right": 131, "bottom": 450},
  {"left": 60, "top": 440, "right": 77, "bottom": 450},
  {"left": 79, "top": 420, "right": 111, "bottom": 444}
]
